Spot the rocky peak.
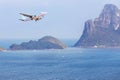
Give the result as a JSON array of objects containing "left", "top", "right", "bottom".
[
  {"left": 100, "top": 4, "right": 120, "bottom": 17},
  {"left": 74, "top": 4, "right": 120, "bottom": 48},
  {"left": 39, "top": 36, "right": 58, "bottom": 42},
  {"left": 94, "top": 4, "right": 120, "bottom": 30}
]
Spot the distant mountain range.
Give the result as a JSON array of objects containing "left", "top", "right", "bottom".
[{"left": 75, "top": 4, "right": 120, "bottom": 48}]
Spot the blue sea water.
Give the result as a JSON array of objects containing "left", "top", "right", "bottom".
[
  {"left": 0, "top": 48, "right": 120, "bottom": 80},
  {"left": 1, "top": 40, "right": 120, "bottom": 80}
]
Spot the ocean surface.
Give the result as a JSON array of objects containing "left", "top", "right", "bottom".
[{"left": 0, "top": 40, "right": 120, "bottom": 80}]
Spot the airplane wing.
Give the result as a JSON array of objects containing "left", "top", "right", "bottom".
[
  {"left": 20, "top": 13, "right": 33, "bottom": 18},
  {"left": 19, "top": 18, "right": 31, "bottom": 21}
]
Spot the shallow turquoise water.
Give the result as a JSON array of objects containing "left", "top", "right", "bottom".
[{"left": 0, "top": 48, "right": 120, "bottom": 80}]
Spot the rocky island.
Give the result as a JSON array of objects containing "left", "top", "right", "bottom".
[
  {"left": 10, "top": 36, "right": 67, "bottom": 50},
  {"left": 74, "top": 4, "right": 120, "bottom": 48}
]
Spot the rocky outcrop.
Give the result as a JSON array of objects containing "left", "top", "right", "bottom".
[
  {"left": 10, "top": 36, "right": 67, "bottom": 50},
  {"left": 75, "top": 4, "right": 120, "bottom": 48}
]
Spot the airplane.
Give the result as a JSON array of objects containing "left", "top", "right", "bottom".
[{"left": 19, "top": 12, "right": 47, "bottom": 21}]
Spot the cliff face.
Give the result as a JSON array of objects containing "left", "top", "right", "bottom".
[
  {"left": 75, "top": 4, "right": 120, "bottom": 47},
  {"left": 10, "top": 36, "right": 67, "bottom": 50}
]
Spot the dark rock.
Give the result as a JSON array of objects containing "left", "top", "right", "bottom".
[
  {"left": 75, "top": 4, "right": 120, "bottom": 48},
  {"left": 10, "top": 36, "right": 67, "bottom": 50}
]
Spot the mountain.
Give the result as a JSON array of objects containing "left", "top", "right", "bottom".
[
  {"left": 74, "top": 4, "right": 120, "bottom": 48},
  {"left": 10, "top": 36, "right": 67, "bottom": 50}
]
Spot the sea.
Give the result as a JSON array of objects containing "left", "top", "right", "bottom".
[{"left": 0, "top": 39, "right": 120, "bottom": 80}]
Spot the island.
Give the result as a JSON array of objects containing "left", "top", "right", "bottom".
[
  {"left": 74, "top": 4, "right": 120, "bottom": 48},
  {"left": 10, "top": 36, "right": 67, "bottom": 50}
]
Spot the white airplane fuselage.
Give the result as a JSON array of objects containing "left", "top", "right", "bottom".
[
  {"left": 32, "top": 16, "right": 42, "bottom": 21},
  {"left": 19, "top": 12, "right": 47, "bottom": 22}
]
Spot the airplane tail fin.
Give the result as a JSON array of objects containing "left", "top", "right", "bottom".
[{"left": 38, "top": 12, "right": 48, "bottom": 17}]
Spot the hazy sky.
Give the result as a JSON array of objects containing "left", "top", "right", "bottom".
[{"left": 0, "top": 0, "right": 120, "bottom": 39}]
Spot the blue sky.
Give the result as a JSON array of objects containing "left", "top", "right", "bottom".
[{"left": 0, "top": 0, "right": 120, "bottom": 39}]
